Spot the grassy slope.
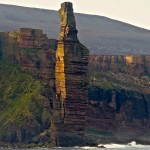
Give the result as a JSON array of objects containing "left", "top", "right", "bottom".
[
  {"left": 89, "top": 69, "right": 150, "bottom": 94},
  {"left": 0, "top": 61, "right": 47, "bottom": 138}
]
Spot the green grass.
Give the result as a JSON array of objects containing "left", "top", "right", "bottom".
[
  {"left": 90, "top": 77, "right": 114, "bottom": 90},
  {"left": 86, "top": 128, "right": 113, "bottom": 136},
  {"left": 89, "top": 70, "right": 114, "bottom": 90},
  {"left": 0, "top": 61, "right": 45, "bottom": 133},
  {"left": 21, "top": 48, "right": 43, "bottom": 57}
]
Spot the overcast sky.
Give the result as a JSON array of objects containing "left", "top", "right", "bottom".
[{"left": 0, "top": 0, "right": 149, "bottom": 30}]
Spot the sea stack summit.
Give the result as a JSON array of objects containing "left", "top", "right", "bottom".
[
  {"left": 58, "top": 2, "right": 78, "bottom": 41},
  {"left": 51, "top": 2, "right": 89, "bottom": 147}
]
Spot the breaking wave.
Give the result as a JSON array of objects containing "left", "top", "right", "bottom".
[{"left": 82, "top": 141, "right": 150, "bottom": 149}]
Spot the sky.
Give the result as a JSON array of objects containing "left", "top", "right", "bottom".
[{"left": 0, "top": 0, "right": 149, "bottom": 30}]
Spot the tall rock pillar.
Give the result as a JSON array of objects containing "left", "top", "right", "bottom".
[{"left": 51, "top": 2, "right": 89, "bottom": 147}]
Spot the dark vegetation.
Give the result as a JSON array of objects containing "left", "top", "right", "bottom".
[{"left": 0, "top": 61, "right": 51, "bottom": 142}]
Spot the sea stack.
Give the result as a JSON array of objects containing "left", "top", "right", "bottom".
[{"left": 51, "top": 2, "right": 89, "bottom": 147}]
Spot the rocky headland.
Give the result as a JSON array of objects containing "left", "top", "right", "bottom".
[
  {"left": 87, "top": 55, "right": 150, "bottom": 144},
  {"left": 0, "top": 1, "right": 150, "bottom": 147}
]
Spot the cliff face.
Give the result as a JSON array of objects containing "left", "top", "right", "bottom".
[
  {"left": 1, "top": 2, "right": 150, "bottom": 146},
  {"left": 16, "top": 28, "right": 57, "bottom": 79},
  {"left": 87, "top": 55, "right": 150, "bottom": 142},
  {"left": 0, "top": 28, "right": 56, "bottom": 143},
  {"left": 89, "top": 55, "right": 150, "bottom": 77},
  {"left": 51, "top": 2, "right": 89, "bottom": 147}
]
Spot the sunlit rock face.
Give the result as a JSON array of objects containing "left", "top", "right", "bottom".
[
  {"left": 51, "top": 2, "right": 89, "bottom": 147},
  {"left": 89, "top": 55, "right": 150, "bottom": 76}
]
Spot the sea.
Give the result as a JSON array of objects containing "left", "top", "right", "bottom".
[{"left": 1, "top": 142, "right": 150, "bottom": 150}]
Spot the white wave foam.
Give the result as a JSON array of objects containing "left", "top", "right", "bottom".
[
  {"left": 98, "top": 141, "right": 146, "bottom": 149},
  {"left": 99, "top": 143, "right": 127, "bottom": 148},
  {"left": 82, "top": 141, "right": 149, "bottom": 149},
  {"left": 127, "top": 141, "right": 146, "bottom": 148},
  {"left": 81, "top": 146, "right": 97, "bottom": 149}
]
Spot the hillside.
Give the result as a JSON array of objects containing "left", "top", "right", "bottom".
[{"left": 0, "top": 4, "right": 150, "bottom": 55}]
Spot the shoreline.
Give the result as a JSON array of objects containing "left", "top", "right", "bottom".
[
  {"left": 1, "top": 131, "right": 150, "bottom": 149},
  {"left": 85, "top": 133, "right": 150, "bottom": 147},
  {"left": 1, "top": 137, "right": 150, "bottom": 149}
]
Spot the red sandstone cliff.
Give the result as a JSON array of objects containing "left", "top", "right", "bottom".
[
  {"left": 87, "top": 55, "right": 150, "bottom": 144},
  {"left": 89, "top": 55, "right": 150, "bottom": 76}
]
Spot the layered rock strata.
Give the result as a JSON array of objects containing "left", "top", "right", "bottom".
[
  {"left": 87, "top": 54, "right": 150, "bottom": 143},
  {"left": 1, "top": 2, "right": 150, "bottom": 145},
  {"left": 51, "top": 2, "right": 89, "bottom": 146},
  {"left": 0, "top": 28, "right": 56, "bottom": 142},
  {"left": 89, "top": 55, "right": 150, "bottom": 76},
  {"left": 0, "top": 28, "right": 57, "bottom": 79},
  {"left": 17, "top": 28, "right": 57, "bottom": 79}
]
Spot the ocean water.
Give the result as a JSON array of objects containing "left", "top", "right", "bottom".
[
  {"left": 0, "top": 142, "right": 150, "bottom": 150},
  {"left": 1, "top": 147, "right": 150, "bottom": 150}
]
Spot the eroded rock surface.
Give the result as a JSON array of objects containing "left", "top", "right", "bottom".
[
  {"left": 51, "top": 2, "right": 89, "bottom": 147},
  {"left": 0, "top": 28, "right": 56, "bottom": 143},
  {"left": 89, "top": 55, "right": 150, "bottom": 76},
  {"left": 87, "top": 55, "right": 150, "bottom": 143},
  {"left": 1, "top": 2, "right": 150, "bottom": 146}
]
